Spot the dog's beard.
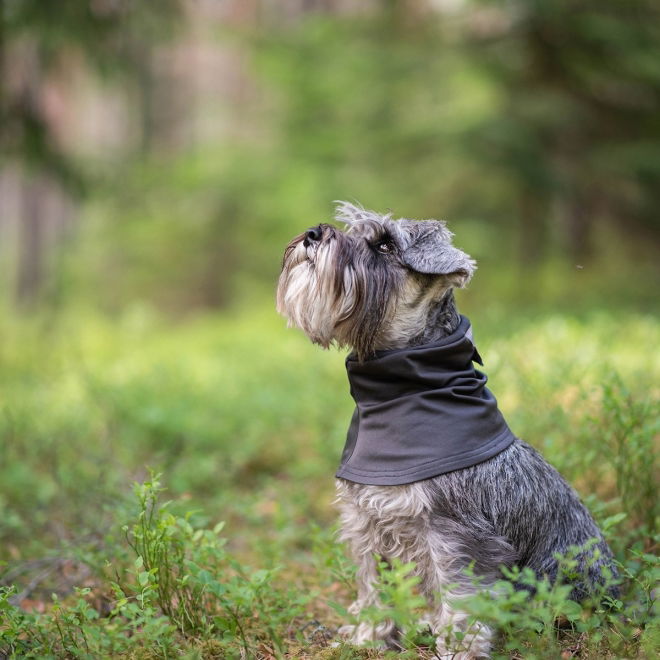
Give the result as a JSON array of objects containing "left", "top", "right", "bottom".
[
  {"left": 276, "top": 235, "right": 355, "bottom": 348},
  {"left": 276, "top": 233, "right": 398, "bottom": 358}
]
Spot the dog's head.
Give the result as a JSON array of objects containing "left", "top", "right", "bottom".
[{"left": 276, "top": 202, "right": 476, "bottom": 360}]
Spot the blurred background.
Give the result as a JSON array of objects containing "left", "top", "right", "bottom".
[{"left": 1, "top": 0, "right": 659, "bottom": 316}]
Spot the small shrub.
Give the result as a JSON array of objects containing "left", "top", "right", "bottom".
[
  {"left": 116, "top": 472, "right": 311, "bottom": 655},
  {"left": 596, "top": 375, "right": 658, "bottom": 539},
  {"left": 0, "top": 474, "right": 311, "bottom": 658},
  {"left": 0, "top": 583, "right": 176, "bottom": 659}
]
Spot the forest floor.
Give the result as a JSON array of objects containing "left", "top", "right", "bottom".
[{"left": 0, "top": 305, "right": 658, "bottom": 658}]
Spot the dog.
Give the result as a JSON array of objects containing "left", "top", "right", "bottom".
[{"left": 276, "top": 202, "right": 618, "bottom": 658}]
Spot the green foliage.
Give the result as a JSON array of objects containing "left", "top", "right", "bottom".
[
  {"left": 0, "top": 569, "right": 177, "bottom": 658},
  {"left": 119, "top": 473, "right": 309, "bottom": 653},
  {"left": 0, "top": 472, "right": 309, "bottom": 658},
  {"left": 119, "top": 474, "right": 225, "bottom": 638},
  {"left": 326, "top": 543, "right": 657, "bottom": 658},
  {"left": 595, "top": 376, "right": 659, "bottom": 537}
]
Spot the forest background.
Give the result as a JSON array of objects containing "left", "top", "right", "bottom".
[{"left": 0, "top": 1, "right": 658, "bottom": 658}]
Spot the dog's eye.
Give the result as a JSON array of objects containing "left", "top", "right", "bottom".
[{"left": 375, "top": 240, "right": 393, "bottom": 254}]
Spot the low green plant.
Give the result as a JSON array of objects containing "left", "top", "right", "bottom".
[
  {"left": 596, "top": 375, "right": 658, "bottom": 539},
  {"left": 0, "top": 582, "right": 176, "bottom": 659},
  {"left": 465, "top": 548, "right": 658, "bottom": 660},
  {"left": 0, "top": 475, "right": 311, "bottom": 658},
  {"left": 116, "top": 472, "right": 311, "bottom": 655},
  {"left": 118, "top": 474, "right": 222, "bottom": 637},
  {"left": 330, "top": 558, "right": 431, "bottom": 655}
]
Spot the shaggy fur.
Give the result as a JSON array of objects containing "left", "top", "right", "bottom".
[{"left": 277, "top": 202, "right": 617, "bottom": 658}]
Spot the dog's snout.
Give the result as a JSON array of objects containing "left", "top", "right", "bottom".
[
  {"left": 304, "top": 226, "right": 323, "bottom": 247},
  {"left": 306, "top": 226, "right": 322, "bottom": 241}
]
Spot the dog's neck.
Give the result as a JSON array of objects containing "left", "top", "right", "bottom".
[{"left": 375, "top": 288, "right": 461, "bottom": 351}]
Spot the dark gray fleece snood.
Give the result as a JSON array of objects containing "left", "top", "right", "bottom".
[{"left": 336, "top": 315, "right": 516, "bottom": 486}]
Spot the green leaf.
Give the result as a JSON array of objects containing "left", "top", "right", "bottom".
[
  {"left": 560, "top": 599, "right": 583, "bottom": 621},
  {"left": 601, "top": 512, "right": 627, "bottom": 531}
]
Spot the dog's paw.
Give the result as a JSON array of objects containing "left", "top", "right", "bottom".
[
  {"left": 436, "top": 635, "right": 491, "bottom": 659},
  {"left": 338, "top": 622, "right": 381, "bottom": 645},
  {"left": 337, "top": 623, "right": 356, "bottom": 639},
  {"left": 337, "top": 621, "right": 397, "bottom": 648}
]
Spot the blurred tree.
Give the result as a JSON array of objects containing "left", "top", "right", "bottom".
[
  {"left": 253, "top": 2, "right": 464, "bottom": 214},
  {"left": 468, "top": 0, "right": 660, "bottom": 262},
  {"left": 0, "top": 0, "right": 181, "bottom": 306},
  {"left": 2, "top": 0, "right": 657, "bottom": 314}
]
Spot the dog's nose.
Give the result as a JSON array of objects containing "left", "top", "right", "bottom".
[{"left": 304, "top": 226, "right": 322, "bottom": 246}]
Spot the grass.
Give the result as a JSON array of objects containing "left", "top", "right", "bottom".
[{"left": 0, "top": 302, "right": 658, "bottom": 658}]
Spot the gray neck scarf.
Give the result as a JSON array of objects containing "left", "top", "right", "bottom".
[{"left": 336, "top": 316, "right": 515, "bottom": 485}]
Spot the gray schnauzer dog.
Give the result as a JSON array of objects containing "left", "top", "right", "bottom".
[{"left": 276, "top": 202, "right": 617, "bottom": 658}]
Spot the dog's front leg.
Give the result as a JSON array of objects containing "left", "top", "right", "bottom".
[
  {"left": 429, "top": 593, "right": 492, "bottom": 659},
  {"left": 338, "top": 550, "right": 399, "bottom": 647},
  {"left": 335, "top": 480, "right": 401, "bottom": 647}
]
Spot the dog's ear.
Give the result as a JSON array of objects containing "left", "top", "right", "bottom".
[{"left": 402, "top": 221, "right": 476, "bottom": 287}]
